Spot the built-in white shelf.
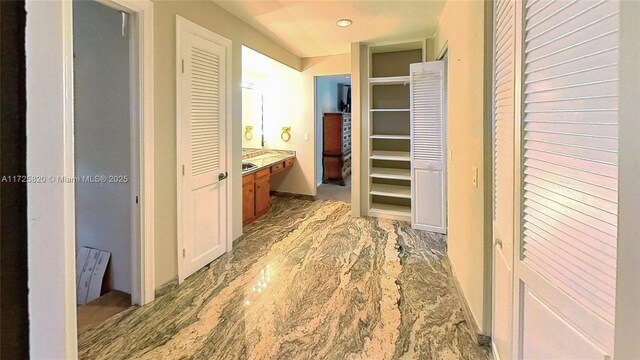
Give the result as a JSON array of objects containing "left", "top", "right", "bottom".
[
  {"left": 370, "top": 134, "right": 410, "bottom": 140},
  {"left": 370, "top": 167, "right": 411, "bottom": 180},
  {"left": 370, "top": 150, "right": 410, "bottom": 161},
  {"left": 369, "top": 76, "right": 410, "bottom": 85},
  {"left": 369, "top": 203, "right": 412, "bottom": 220},
  {"left": 366, "top": 41, "right": 425, "bottom": 223},
  {"left": 370, "top": 108, "right": 410, "bottom": 112},
  {"left": 370, "top": 184, "right": 411, "bottom": 199}
]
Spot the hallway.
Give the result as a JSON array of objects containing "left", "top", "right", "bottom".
[
  {"left": 316, "top": 176, "right": 351, "bottom": 203},
  {"left": 78, "top": 197, "right": 488, "bottom": 359}
]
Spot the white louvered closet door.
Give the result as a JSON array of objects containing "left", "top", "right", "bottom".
[
  {"left": 514, "top": 1, "right": 620, "bottom": 358},
  {"left": 410, "top": 61, "right": 446, "bottom": 233},
  {"left": 177, "top": 18, "right": 229, "bottom": 282},
  {"left": 492, "top": 0, "right": 516, "bottom": 358}
]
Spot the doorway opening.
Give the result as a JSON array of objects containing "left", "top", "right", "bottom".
[
  {"left": 315, "top": 74, "right": 352, "bottom": 203},
  {"left": 73, "top": 0, "right": 137, "bottom": 335}
]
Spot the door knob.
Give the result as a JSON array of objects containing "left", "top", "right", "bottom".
[
  {"left": 218, "top": 172, "right": 228, "bottom": 181},
  {"left": 495, "top": 238, "right": 503, "bottom": 249}
]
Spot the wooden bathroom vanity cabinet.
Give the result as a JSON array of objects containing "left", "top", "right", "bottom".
[{"left": 242, "top": 158, "right": 294, "bottom": 225}]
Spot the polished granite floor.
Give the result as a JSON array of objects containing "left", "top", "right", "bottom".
[{"left": 78, "top": 197, "right": 489, "bottom": 359}]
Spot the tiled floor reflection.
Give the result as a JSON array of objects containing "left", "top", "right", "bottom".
[{"left": 78, "top": 197, "right": 489, "bottom": 359}]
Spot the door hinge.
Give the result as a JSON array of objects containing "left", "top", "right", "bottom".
[
  {"left": 181, "top": 59, "right": 185, "bottom": 73},
  {"left": 120, "top": 11, "right": 129, "bottom": 37},
  {"left": 183, "top": 248, "right": 186, "bottom": 257},
  {"left": 135, "top": 196, "right": 139, "bottom": 204},
  {"left": 182, "top": 165, "right": 185, "bottom": 175}
]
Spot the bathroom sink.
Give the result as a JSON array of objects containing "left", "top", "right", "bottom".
[{"left": 242, "top": 163, "right": 257, "bottom": 172}]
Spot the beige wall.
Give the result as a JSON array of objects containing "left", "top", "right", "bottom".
[
  {"left": 269, "top": 54, "right": 352, "bottom": 195},
  {"left": 153, "top": 0, "right": 301, "bottom": 287},
  {"left": 242, "top": 46, "right": 308, "bottom": 194},
  {"left": 433, "top": 0, "right": 490, "bottom": 331}
]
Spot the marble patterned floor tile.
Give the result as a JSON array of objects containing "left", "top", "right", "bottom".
[{"left": 78, "top": 197, "right": 489, "bottom": 360}]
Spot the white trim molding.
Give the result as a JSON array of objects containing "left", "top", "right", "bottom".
[
  {"left": 97, "top": 0, "right": 157, "bottom": 306},
  {"left": 26, "top": 0, "right": 155, "bottom": 357},
  {"left": 26, "top": 1, "right": 77, "bottom": 357},
  {"left": 614, "top": 1, "right": 640, "bottom": 358}
]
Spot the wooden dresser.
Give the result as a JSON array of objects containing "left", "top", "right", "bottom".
[{"left": 322, "top": 112, "right": 351, "bottom": 185}]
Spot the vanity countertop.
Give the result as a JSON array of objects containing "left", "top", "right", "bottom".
[{"left": 242, "top": 149, "right": 295, "bottom": 175}]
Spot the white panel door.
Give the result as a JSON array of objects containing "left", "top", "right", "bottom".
[
  {"left": 410, "top": 61, "right": 446, "bottom": 233},
  {"left": 512, "top": 1, "right": 620, "bottom": 358},
  {"left": 177, "top": 18, "right": 229, "bottom": 282},
  {"left": 492, "top": 0, "right": 516, "bottom": 358}
]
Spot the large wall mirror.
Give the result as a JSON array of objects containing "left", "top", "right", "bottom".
[{"left": 242, "top": 83, "right": 264, "bottom": 148}]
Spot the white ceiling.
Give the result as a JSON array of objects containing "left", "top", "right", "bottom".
[{"left": 213, "top": 1, "right": 446, "bottom": 58}]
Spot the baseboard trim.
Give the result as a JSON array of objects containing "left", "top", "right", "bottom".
[
  {"left": 443, "top": 257, "right": 491, "bottom": 347},
  {"left": 154, "top": 278, "right": 178, "bottom": 298},
  {"left": 491, "top": 341, "right": 500, "bottom": 360},
  {"left": 270, "top": 190, "right": 316, "bottom": 201},
  {"left": 155, "top": 235, "right": 245, "bottom": 299},
  {"left": 233, "top": 234, "right": 245, "bottom": 246}
]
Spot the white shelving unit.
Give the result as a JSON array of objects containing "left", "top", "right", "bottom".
[
  {"left": 368, "top": 75, "right": 410, "bottom": 85},
  {"left": 370, "top": 203, "right": 412, "bottom": 217},
  {"left": 369, "top": 109, "right": 410, "bottom": 112},
  {"left": 370, "top": 184, "right": 412, "bottom": 198},
  {"left": 370, "top": 167, "right": 411, "bottom": 180},
  {"left": 369, "top": 134, "right": 411, "bottom": 140},
  {"left": 370, "top": 150, "right": 410, "bottom": 161},
  {"left": 366, "top": 40, "right": 426, "bottom": 222}
]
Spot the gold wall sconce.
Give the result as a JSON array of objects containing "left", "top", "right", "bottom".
[
  {"left": 244, "top": 126, "right": 253, "bottom": 140},
  {"left": 281, "top": 127, "right": 291, "bottom": 142}
]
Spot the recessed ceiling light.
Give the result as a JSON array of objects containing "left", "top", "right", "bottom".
[{"left": 336, "top": 19, "right": 353, "bottom": 27}]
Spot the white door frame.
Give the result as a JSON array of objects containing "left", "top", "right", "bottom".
[
  {"left": 313, "top": 74, "right": 351, "bottom": 192},
  {"left": 175, "top": 16, "right": 233, "bottom": 283},
  {"left": 95, "top": 0, "right": 156, "bottom": 307},
  {"left": 26, "top": 0, "right": 154, "bottom": 357}
]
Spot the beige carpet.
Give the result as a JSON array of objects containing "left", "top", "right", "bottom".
[
  {"left": 316, "top": 177, "right": 351, "bottom": 202},
  {"left": 77, "top": 290, "right": 131, "bottom": 335}
]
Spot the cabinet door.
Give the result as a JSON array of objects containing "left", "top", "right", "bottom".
[
  {"left": 255, "top": 175, "right": 270, "bottom": 217},
  {"left": 242, "top": 182, "right": 255, "bottom": 224}
]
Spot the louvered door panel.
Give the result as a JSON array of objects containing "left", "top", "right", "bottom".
[
  {"left": 177, "top": 17, "right": 229, "bottom": 282},
  {"left": 410, "top": 61, "right": 446, "bottom": 233},
  {"left": 522, "top": 0, "right": 619, "bottom": 327},
  {"left": 492, "top": 0, "right": 515, "bottom": 358},
  {"left": 412, "top": 70, "right": 443, "bottom": 163},
  {"left": 494, "top": 0, "right": 515, "bottom": 243},
  {"left": 190, "top": 47, "right": 220, "bottom": 177}
]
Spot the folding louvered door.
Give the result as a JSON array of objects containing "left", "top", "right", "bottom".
[
  {"left": 410, "top": 61, "right": 446, "bottom": 233},
  {"left": 509, "top": 1, "right": 620, "bottom": 358},
  {"left": 492, "top": 0, "right": 516, "bottom": 358},
  {"left": 177, "top": 17, "right": 229, "bottom": 281}
]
